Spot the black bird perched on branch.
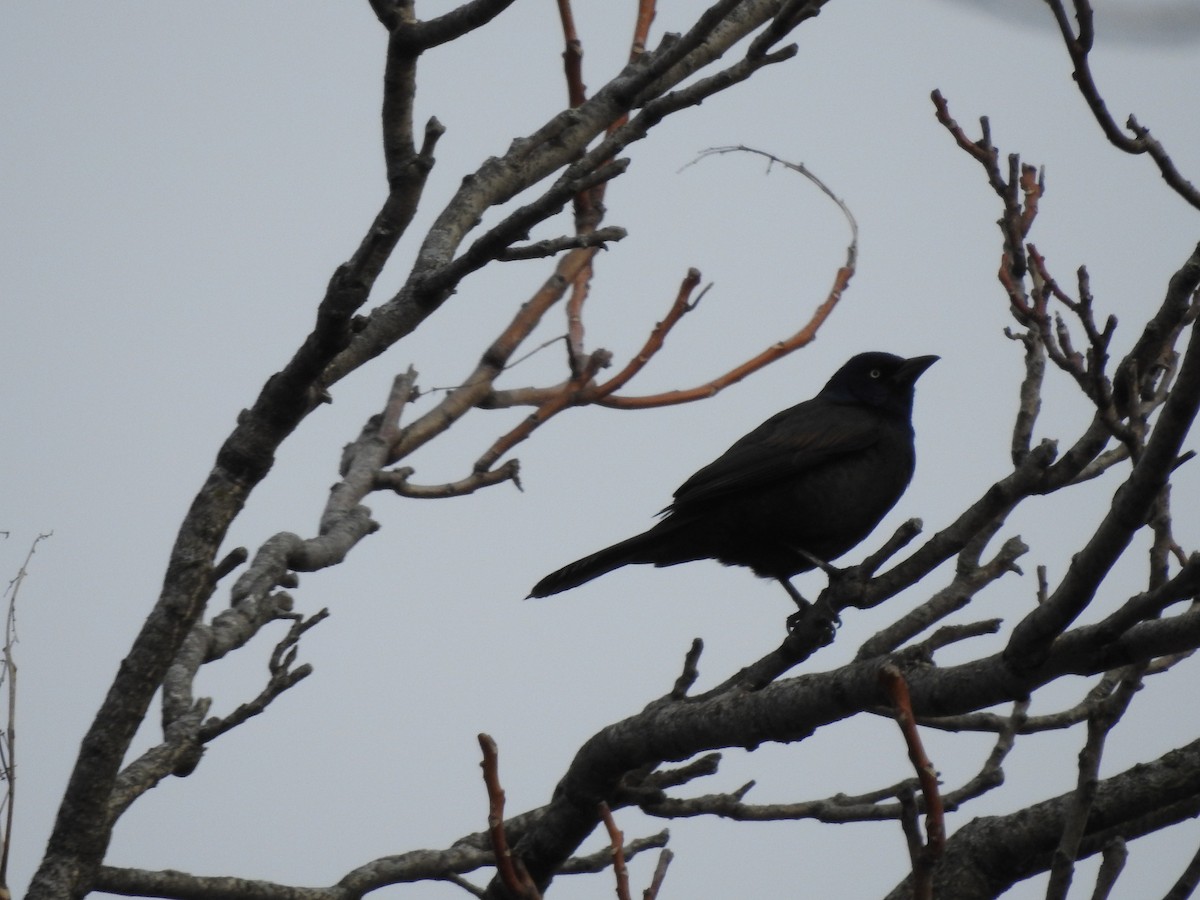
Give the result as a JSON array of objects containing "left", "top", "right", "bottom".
[{"left": 528, "top": 352, "right": 937, "bottom": 611}]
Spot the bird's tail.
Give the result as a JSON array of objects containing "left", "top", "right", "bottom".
[{"left": 527, "top": 531, "right": 659, "bottom": 598}]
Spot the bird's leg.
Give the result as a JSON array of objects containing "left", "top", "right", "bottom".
[
  {"left": 797, "top": 549, "right": 848, "bottom": 627},
  {"left": 779, "top": 577, "right": 810, "bottom": 631},
  {"left": 784, "top": 550, "right": 836, "bottom": 632},
  {"left": 778, "top": 576, "right": 808, "bottom": 609},
  {"left": 795, "top": 547, "right": 843, "bottom": 578}
]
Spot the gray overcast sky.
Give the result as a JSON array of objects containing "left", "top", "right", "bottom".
[{"left": 5, "top": 2, "right": 1200, "bottom": 898}]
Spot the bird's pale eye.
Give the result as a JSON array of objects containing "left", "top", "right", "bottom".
[{"left": 869, "top": 369, "right": 882, "bottom": 379}]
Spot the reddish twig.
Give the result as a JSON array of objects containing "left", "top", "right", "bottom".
[
  {"left": 591, "top": 145, "right": 854, "bottom": 408},
  {"left": 474, "top": 348, "right": 610, "bottom": 473},
  {"left": 471, "top": 267, "right": 700, "bottom": 466},
  {"left": 557, "top": 0, "right": 659, "bottom": 373},
  {"left": 598, "top": 802, "right": 630, "bottom": 900},
  {"left": 478, "top": 734, "right": 541, "bottom": 900},
  {"left": 1017, "top": 162, "right": 1043, "bottom": 244},
  {"left": 997, "top": 257, "right": 1034, "bottom": 320},
  {"left": 630, "top": 0, "right": 656, "bottom": 61},
  {"left": 880, "top": 664, "right": 944, "bottom": 900},
  {"left": 605, "top": 0, "right": 657, "bottom": 137},
  {"left": 934, "top": 92, "right": 1055, "bottom": 332},
  {"left": 473, "top": 143, "right": 848, "bottom": 457},
  {"left": 997, "top": 160, "right": 1040, "bottom": 282},
  {"left": 553, "top": 0, "right": 601, "bottom": 373},
  {"left": 555, "top": 0, "right": 586, "bottom": 109},
  {"left": 599, "top": 265, "right": 849, "bottom": 409},
  {"left": 1027, "top": 246, "right": 1077, "bottom": 313},
  {"left": 564, "top": 263, "right": 595, "bottom": 376},
  {"left": 389, "top": 247, "right": 597, "bottom": 461},
  {"left": 931, "top": 92, "right": 1041, "bottom": 272},
  {"left": 931, "top": 90, "right": 1004, "bottom": 194},
  {"left": 592, "top": 269, "right": 705, "bottom": 399}
]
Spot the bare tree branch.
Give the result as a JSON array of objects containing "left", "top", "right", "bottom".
[
  {"left": 1044, "top": 0, "right": 1200, "bottom": 210},
  {"left": 30, "top": 4, "right": 1200, "bottom": 900}
]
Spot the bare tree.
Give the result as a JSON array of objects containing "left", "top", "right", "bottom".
[{"left": 25, "top": 2, "right": 1200, "bottom": 899}]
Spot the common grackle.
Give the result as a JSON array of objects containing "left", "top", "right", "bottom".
[{"left": 528, "top": 352, "right": 937, "bottom": 610}]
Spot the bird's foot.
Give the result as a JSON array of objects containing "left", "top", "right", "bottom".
[
  {"left": 779, "top": 576, "right": 843, "bottom": 635},
  {"left": 786, "top": 603, "right": 842, "bottom": 634}
]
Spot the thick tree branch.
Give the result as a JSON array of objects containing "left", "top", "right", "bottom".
[{"left": 886, "top": 739, "right": 1200, "bottom": 899}]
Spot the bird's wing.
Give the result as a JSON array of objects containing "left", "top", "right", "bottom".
[{"left": 665, "top": 399, "right": 883, "bottom": 513}]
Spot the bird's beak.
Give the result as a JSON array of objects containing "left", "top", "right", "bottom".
[{"left": 895, "top": 355, "right": 939, "bottom": 384}]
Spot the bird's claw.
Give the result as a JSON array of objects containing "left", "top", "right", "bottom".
[
  {"left": 785, "top": 604, "right": 842, "bottom": 634},
  {"left": 785, "top": 604, "right": 809, "bottom": 633}
]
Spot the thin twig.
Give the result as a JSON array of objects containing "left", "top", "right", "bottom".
[
  {"left": 1043, "top": 0, "right": 1200, "bottom": 210},
  {"left": 600, "top": 265, "right": 850, "bottom": 409},
  {"left": 478, "top": 734, "right": 541, "bottom": 900},
  {"left": 598, "top": 802, "right": 630, "bottom": 900},
  {"left": 1046, "top": 668, "right": 1143, "bottom": 900},
  {"left": 880, "top": 664, "right": 944, "bottom": 900},
  {"left": 0, "top": 532, "right": 51, "bottom": 892},
  {"left": 592, "top": 269, "right": 706, "bottom": 399},
  {"left": 643, "top": 848, "right": 673, "bottom": 900}
]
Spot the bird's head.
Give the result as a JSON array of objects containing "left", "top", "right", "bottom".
[{"left": 820, "top": 352, "right": 938, "bottom": 416}]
